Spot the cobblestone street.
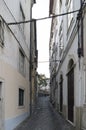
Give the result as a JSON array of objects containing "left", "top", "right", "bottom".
[{"left": 14, "top": 96, "right": 74, "bottom": 130}]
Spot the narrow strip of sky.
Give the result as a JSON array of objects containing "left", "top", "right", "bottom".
[{"left": 32, "top": 0, "right": 51, "bottom": 78}]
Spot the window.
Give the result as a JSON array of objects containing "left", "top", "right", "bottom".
[
  {"left": 20, "top": 4, "right": 25, "bottom": 33},
  {"left": 59, "top": 38, "right": 63, "bottom": 56},
  {"left": 59, "top": 0, "right": 62, "bottom": 13},
  {"left": 59, "top": 21, "right": 63, "bottom": 57},
  {"left": 19, "top": 88, "right": 24, "bottom": 106},
  {"left": 67, "top": 0, "right": 73, "bottom": 28},
  {"left": 19, "top": 49, "right": 25, "bottom": 76},
  {"left": 0, "top": 18, "right": 4, "bottom": 46}
]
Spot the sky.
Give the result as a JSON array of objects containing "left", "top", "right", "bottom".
[{"left": 32, "top": 0, "right": 51, "bottom": 78}]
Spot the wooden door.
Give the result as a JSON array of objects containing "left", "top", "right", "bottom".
[
  {"left": 68, "top": 68, "right": 74, "bottom": 122},
  {"left": 60, "top": 81, "right": 63, "bottom": 112}
]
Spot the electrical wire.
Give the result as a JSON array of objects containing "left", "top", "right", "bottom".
[
  {"left": 32, "top": 60, "right": 61, "bottom": 63},
  {"left": 7, "top": 9, "right": 79, "bottom": 25}
]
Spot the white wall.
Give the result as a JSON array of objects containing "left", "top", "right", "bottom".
[{"left": 0, "top": 0, "right": 32, "bottom": 129}]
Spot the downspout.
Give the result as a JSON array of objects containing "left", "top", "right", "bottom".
[
  {"left": 80, "top": 0, "right": 84, "bottom": 56},
  {"left": 30, "top": 1, "right": 32, "bottom": 116},
  {"left": 34, "top": 19, "right": 38, "bottom": 103},
  {"left": 77, "top": 0, "right": 84, "bottom": 58},
  {"left": 77, "top": 0, "right": 84, "bottom": 129},
  {"left": 80, "top": 1, "right": 83, "bottom": 129}
]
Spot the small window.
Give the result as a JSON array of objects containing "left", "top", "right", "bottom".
[
  {"left": 20, "top": 4, "right": 25, "bottom": 33},
  {"left": 19, "top": 49, "right": 25, "bottom": 76},
  {"left": 67, "top": 0, "right": 73, "bottom": 28},
  {"left": 59, "top": 0, "right": 62, "bottom": 13},
  {"left": 59, "top": 21, "right": 63, "bottom": 57},
  {"left": 19, "top": 88, "right": 24, "bottom": 106},
  {"left": 0, "top": 18, "right": 4, "bottom": 46}
]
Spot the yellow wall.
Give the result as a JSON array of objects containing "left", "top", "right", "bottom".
[{"left": 0, "top": 59, "right": 30, "bottom": 119}]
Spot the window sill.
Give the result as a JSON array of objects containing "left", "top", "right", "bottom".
[{"left": 18, "top": 105, "right": 25, "bottom": 109}]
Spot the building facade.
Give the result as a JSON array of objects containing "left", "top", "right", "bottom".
[
  {"left": 49, "top": 0, "right": 86, "bottom": 130},
  {"left": 30, "top": 19, "right": 38, "bottom": 113},
  {"left": 0, "top": 0, "right": 36, "bottom": 130}
]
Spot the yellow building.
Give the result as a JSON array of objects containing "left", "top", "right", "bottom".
[{"left": 0, "top": 0, "right": 36, "bottom": 129}]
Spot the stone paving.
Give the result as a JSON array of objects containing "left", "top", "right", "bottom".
[{"left": 14, "top": 96, "right": 75, "bottom": 130}]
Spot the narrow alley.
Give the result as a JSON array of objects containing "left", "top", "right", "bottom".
[
  {"left": 14, "top": 96, "right": 74, "bottom": 130},
  {"left": 0, "top": 0, "right": 86, "bottom": 130}
]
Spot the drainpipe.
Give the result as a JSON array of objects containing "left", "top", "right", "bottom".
[
  {"left": 80, "top": 0, "right": 84, "bottom": 56},
  {"left": 30, "top": 2, "right": 32, "bottom": 116},
  {"left": 55, "top": 45, "right": 57, "bottom": 108},
  {"left": 80, "top": 0, "right": 84, "bottom": 129},
  {"left": 77, "top": 0, "right": 84, "bottom": 58},
  {"left": 77, "top": 0, "right": 84, "bottom": 129}
]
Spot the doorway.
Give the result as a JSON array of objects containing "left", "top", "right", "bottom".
[
  {"left": 59, "top": 75, "right": 63, "bottom": 112},
  {"left": 0, "top": 82, "right": 2, "bottom": 129},
  {"left": 67, "top": 59, "right": 74, "bottom": 123}
]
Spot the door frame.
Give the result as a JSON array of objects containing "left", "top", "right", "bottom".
[
  {"left": 67, "top": 68, "right": 74, "bottom": 123},
  {"left": 0, "top": 80, "right": 5, "bottom": 130},
  {"left": 67, "top": 59, "right": 75, "bottom": 124},
  {"left": 59, "top": 74, "right": 63, "bottom": 113}
]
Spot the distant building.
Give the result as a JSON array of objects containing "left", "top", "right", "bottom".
[
  {"left": 38, "top": 78, "right": 50, "bottom": 96},
  {"left": 0, "top": 0, "right": 36, "bottom": 130},
  {"left": 49, "top": 0, "right": 86, "bottom": 130}
]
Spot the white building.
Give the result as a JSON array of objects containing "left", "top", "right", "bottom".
[
  {"left": 49, "top": 0, "right": 86, "bottom": 130},
  {"left": 0, "top": 0, "right": 35, "bottom": 130}
]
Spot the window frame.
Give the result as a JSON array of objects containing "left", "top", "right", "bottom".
[
  {"left": 66, "top": 0, "right": 73, "bottom": 28},
  {"left": 0, "top": 18, "right": 4, "bottom": 46},
  {"left": 18, "top": 88, "right": 25, "bottom": 107},
  {"left": 19, "top": 49, "right": 25, "bottom": 76},
  {"left": 20, "top": 4, "right": 25, "bottom": 33},
  {"left": 59, "top": 21, "right": 64, "bottom": 57},
  {"left": 59, "top": 0, "right": 62, "bottom": 13}
]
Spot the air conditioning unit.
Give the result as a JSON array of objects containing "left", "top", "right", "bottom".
[{"left": 0, "top": 17, "right": 4, "bottom": 46}]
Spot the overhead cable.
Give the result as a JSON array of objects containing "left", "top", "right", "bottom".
[
  {"left": 33, "top": 60, "right": 61, "bottom": 63},
  {"left": 7, "top": 9, "right": 79, "bottom": 25}
]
